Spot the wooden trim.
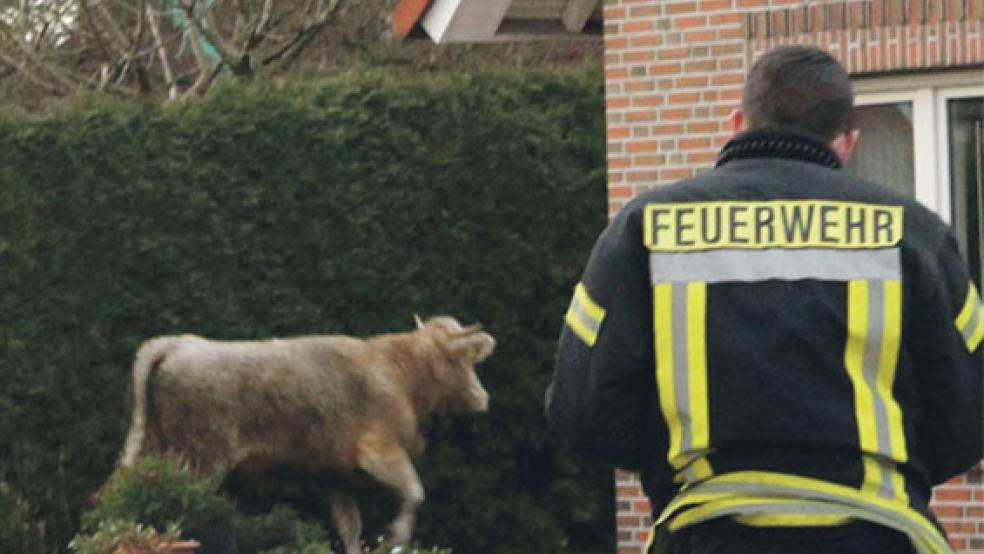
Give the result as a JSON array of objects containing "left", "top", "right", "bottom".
[
  {"left": 392, "top": 0, "right": 434, "bottom": 39},
  {"left": 562, "top": 0, "right": 599, "bottom": 32}
]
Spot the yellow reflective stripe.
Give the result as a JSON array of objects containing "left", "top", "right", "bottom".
[
  {"left": 655, "top": 282, "right": 713, "bottom": 483},
  {"left": 955, "top": 283, "right": 979, "bottom": 330},
  {"left": 654, "top": 283, "right": 682, "bottom": 464},
  {"left": 879, "top": 280, "right": 908, "bottom": 464},
  {"left": 956, "top": 283, "right": 983, "bottom": 352},
  {"left": 733, "top": 513, "right": 852, "bottom": 527},
  {"left": 968, "top": 310, "right": 984, "bottom": 352},
  {"left": 687, "top": 282, "right": 710, "bottom": 453},
  {"left": 574, "top": 282, "right": 605, "bottom": 321},
  {"left": 655, "top": 471, "right": 951, "bottom": 554},
  {"left": 665, "top": 496, "right": 945, "bottom": 554},
  {"left": 845, "top": 280, "right": 879, "bottom": 491},
  {"left": 564, "top": 283, "right": 606, "bottom": 347},
  {"left": 845, "top": 280, "right": 909, "bottom": 501}
]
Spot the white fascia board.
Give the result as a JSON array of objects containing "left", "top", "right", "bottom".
[
  {"left": 561, "top": 0, "right": 598, "bottom": 32},
  {"left": 421, "top": 0, "right": 513, "bottom": 43}
]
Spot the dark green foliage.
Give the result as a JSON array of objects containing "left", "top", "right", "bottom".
[
  {"left": 0, "top": 66, "right": 612, "bottom": 553},
  {"left": 69, "top": 520, "right": 183, "bottom": 554},
  {"left": 81, "top": 457, "right": 235, "bottom": 543}
]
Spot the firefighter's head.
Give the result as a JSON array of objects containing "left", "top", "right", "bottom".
[{"left": 730, "top": 45, "right": 860, "bottom": 163}]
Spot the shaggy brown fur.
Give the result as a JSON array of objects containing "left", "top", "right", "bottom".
[{"left": 119, "top": 316, "right": 495, "bottom": 554}]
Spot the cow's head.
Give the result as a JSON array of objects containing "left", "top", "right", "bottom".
[{"left": 415, "top": 315, "right": 495, "bottom": 413}]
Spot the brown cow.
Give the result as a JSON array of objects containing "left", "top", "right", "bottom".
[{"left": 119, "top": 315, "right": 495, "bottom": 554}]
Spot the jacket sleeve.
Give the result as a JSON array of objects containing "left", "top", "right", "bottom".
[
  {"left": 545, "top": 203, "right": 669, "bottom": 476},
  {"left": 912, "top": 231, "right": 983, "bottom": 485}
]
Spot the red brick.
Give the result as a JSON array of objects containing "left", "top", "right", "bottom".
[
  {"left": 606, "top": 67, "right": 630, "bottom": 79},
  {"left": 661, "top": 107, "right": 693, "bottom": 120},
  {"left": 607, "top": 157, "right": 631, "bottom": 169},
  {"left": 666, "top": 1, "right": 698, "bottom": 14},
  {"left": 608, "top": 127, "right": 631, "bottom": 139},
  {"left": 626, "top": 140, "right": 660, "bottom": 153},
  {"left": 712, "top": 72, "right": 745, "bottom": 85},
  {"left": 687, "top": 150, "right": 719, "bottom": 164},
  {"left": 628, "top": 170, "right": 660, "bottom": 181},
  {"left": 630, "top": 34, "right": 664, "bottom": 47},
  {"left": 662, "top": 167, "right": 695, "bottom": 180},
  {"left": 649, "top": 62, "right": 683, "bottom": 74},
  {"left": 624, "top": 50, "right": 655, "bottom": 63},
  {"left": 673, "top": 15, "right": 708, "bottom": 28},
  {"left": 710, "top": 11, "right": 743, "bottom": 24},
  {"left": 609, "top": 186, "right": 634, "bottom": 199},
  {"left": 687, "top": 121, "right": 719, "bottom": 134},
  {"left": 626, "top": 110, "right": 658, "bottom": 122},
  {"left": 607, "top": 97, "right": 630, "bottom": 110},
  {"left": 654, "top": 123, "right": 686, "bottom": 135},
  {"left": 658, "top": 47, "right": 691, "bottom": 59},
  {"left": 634, "top": 155, "right": 667, "bottom": 166},
  {"left": 685, "top": 30, "right": 717, "bottom": 42},
  {"left": 669, "top": 91, "right": 701, "bottom": 104},
  {"left": 699, "top": 0, "right": 733, "bottom": 10},
  {"left": 633, "top": 94, "right": 665, "bottom": 106},
  {"left": 623, "top": 20, "right": 654, "bottom": 33},
  {"left": 934, "top": 487, "right": 972, "bottom": 502},
  {"left": 680, "top": 137, "right": 712, "bottom": 149},
  {"left": 603, "top": 7, "right": 627, "bottom": 19},
  {"left": 677, "top": 75, "right": 709, "bottom": 87}
]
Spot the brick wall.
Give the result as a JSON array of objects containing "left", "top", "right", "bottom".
[{"left": 602, "top": 0, "right": 984, "bottom": 552}]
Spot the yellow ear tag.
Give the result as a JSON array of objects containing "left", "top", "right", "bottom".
[{"left": 466, "top": 346, "right": 479, "bottom": 360}]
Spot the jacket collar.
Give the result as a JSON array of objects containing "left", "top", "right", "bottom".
[{"left": 715, "top": 127, "right": 842, "bottom": 170}]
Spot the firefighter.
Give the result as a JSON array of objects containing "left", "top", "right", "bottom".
[{"left": 546, "top": 45, "right": 982, "bottom": 554}]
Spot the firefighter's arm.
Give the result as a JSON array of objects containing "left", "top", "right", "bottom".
[
  {"left": 545, "top": 204, "right": 663, "bottom": 471},
  {"left": 913, "top": 232, "right": 983, "bottom": 485}
]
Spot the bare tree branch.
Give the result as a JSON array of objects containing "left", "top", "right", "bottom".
[{"left": 146, "top": 2, "right": 178, "bottom": 99}]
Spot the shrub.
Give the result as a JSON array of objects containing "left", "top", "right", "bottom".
[
  {"left": 69, "top": 520, "right": 183, "bottom": 554},
  {"left": 82, "top": 456, "right": 235, "bottom": 545}
]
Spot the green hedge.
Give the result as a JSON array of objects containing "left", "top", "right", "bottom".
[{"left": 0, "top": 65, "right": 612, "bottom": 553}]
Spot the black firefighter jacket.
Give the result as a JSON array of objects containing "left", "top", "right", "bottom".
[{"left": 546, "top": 128, "right": 983, "bottom": 554}]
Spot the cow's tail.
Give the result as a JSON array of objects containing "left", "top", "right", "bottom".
[{"left": 120, "top": 336, "right": 184, "bottom": 468}]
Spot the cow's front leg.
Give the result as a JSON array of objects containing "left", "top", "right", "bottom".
[
  {"left": 327, "top": 490, "right": 363, "bottom": 554},
  {"left": 356, "top": 439, "right": 424, "bottom": 547}
]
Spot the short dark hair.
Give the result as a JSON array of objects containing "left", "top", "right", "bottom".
[{"left": 741, "top": 46, "right": 855, "bottom": 140}]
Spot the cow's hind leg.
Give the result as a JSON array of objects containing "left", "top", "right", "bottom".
[
  {"left": 356, "top": 441, "right": 424, "bottom": 547},
  {"left": 327, "top": 490, "right": 363, "bottom": 554}
]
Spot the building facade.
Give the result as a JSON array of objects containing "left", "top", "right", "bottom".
[{"left": 603, "top": 0, "right": 983, "bottom": 552}]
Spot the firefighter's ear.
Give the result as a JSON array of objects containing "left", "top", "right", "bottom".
[
  {"left": 730, "top": 109, "right": 746, "bottom": 136},
  {"left": 831, "top": 128, "right": 860, "bottom": 164}
]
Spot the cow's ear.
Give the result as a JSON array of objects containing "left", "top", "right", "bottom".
[
  {"left": 451, "top": 333, "right": 494, "bottom": 363},
  {"left": 414, "top": 314, "right": 425, "bottom": 330}
]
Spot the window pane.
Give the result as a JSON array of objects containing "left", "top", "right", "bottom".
[
  {"left": 844, "top": 102, "right": 916, "bottom": 197},
  {"left": 948, "top": 96, "right": 984, "bottom": 288}
]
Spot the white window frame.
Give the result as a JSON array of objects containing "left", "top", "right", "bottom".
[{"left": 852, "top": 71, "right": 984, "bottom": 225}]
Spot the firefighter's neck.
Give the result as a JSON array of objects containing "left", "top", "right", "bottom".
[{"left": 728, "top": 109, "right": 860, "bottom": 165}]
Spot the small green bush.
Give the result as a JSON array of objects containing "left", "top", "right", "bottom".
[
  {"left": 82, "top": 456, "right": 236, "bottom": 543},
  {"left": 69, "top": 520, "right": 182, "bottom": 554},
  {"left": 235, "top": 504, "right": 335, "bottom": 554}
]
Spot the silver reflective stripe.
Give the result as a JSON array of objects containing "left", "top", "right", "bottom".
[
  {"left": 960, "top": 302, "right": 981, "bottom": 345},
  {"left": 570, "top": 298, "right": 602, "bottom": 337},
  {"left": 658, "top": 479, "right": 951, "bottom": 554},
  {"left": 669, "top": 500, "right": 938, "bottom": 554},
  {"left": 672, "top": 285, "right": 693, "bottom": 457},
  {"left": 862, "top": 281, "right": 897, "bottom": 500},
  {"left": 650, "top": 248, "right": 901, "bottom": 284}
]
